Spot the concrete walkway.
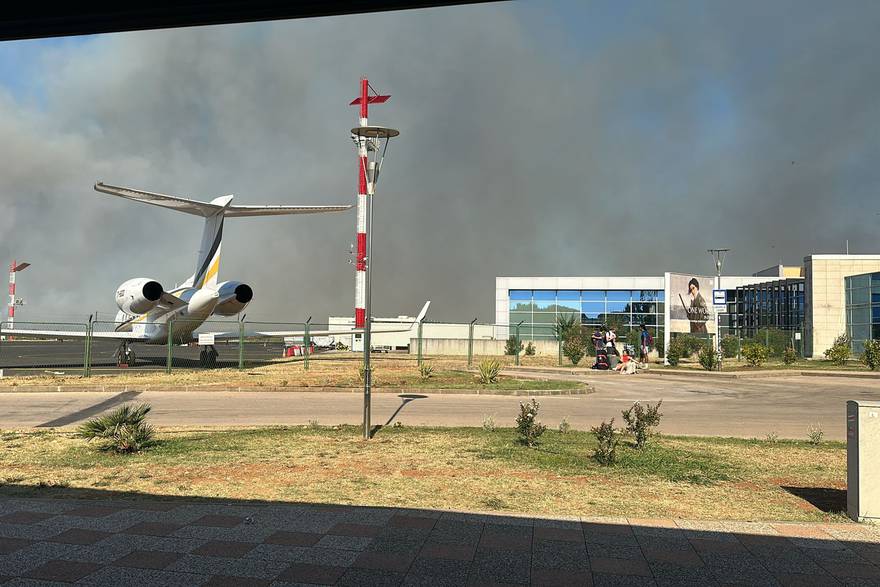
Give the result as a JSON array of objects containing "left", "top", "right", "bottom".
[{"left": 0, "top": 496, "right": 878, "bottom": 586}]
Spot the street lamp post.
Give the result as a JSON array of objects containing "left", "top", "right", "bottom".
[
  {"left": 352, "top": 125, "right": 399, "bottom": 440},
  {"left": 707, "top": 249, "right": 730, "bottom": 352}
]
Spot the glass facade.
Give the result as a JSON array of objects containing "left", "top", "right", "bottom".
[
  {"left": 509, "top": 289, "right": 665, "bottom": 340},
  {"left": 845, "top": 272, "right": 880, "bottom": 355},
  {"left": 724, "top": 279, "right": 805, "bottom": 337}
]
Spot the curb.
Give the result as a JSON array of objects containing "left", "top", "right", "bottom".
[
  {"left": 504, "top": 365, "right": 880, "bottom": 380},
  {"left": 0, "top": 384, "right": 591, "bottom": 396}
]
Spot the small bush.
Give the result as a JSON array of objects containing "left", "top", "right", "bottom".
[
  {"left": 554, "top": 314, "right": 580, "bottom": 342},
  {"left": 667, "top": 335, "right": 702, "bottom": 366},
  {"left": 505, "top": 336, "right": 524, "bottom": 356},
  {"left": 782, "top": 346, "right": 797, "bottom": 365},
  {"left": 524, "top": 341, "right": 536, "bottom": 356},
  {"left": 808, "top": 423, "right": 824, "bottom": 445},
  {"left": 77, "top": 403, "right": 155, "bottom": 454},
  {"left": 621, "top": 400, "right": 663, "bottom": 449},
  {"left": 562, "top": 335, "right": 586, "bottom": 365},
  {"left": 478, "top": 359, "right": 501, "bottom": 384},
  {"left": 591, "top": 419, "right": 620, "bottom": 465},
  {"left": 558, "top": 417, "right": 571, "bottom": 434},
  {"left": 720, "top": 335, "right": 740, "bottom": 358},
  {"left": 862, "top": 339, "right": 880, "bottom": 370},
  {"left": 697, "top": 344, "right": 718, "bottom": 371},
  {"left": 419, "top": 363, "right": 434, "bottom": 380},
  {"left": 765, "top": 431, "right": 779, "bottom": 443},
  {"left": 742, "top": 342, "right": 769, "bottom": 367},
  {"left": 824, "top": 333, "right": 851, "bottom": 366},
  {"left": 308, "top": 419, "right": 320, "bottom": 429},
  {"left": 515, "top": 399, "right": 547, "bottom": 447},
  {"left": 482, "top": 415, "right": 496, "bottom": 432}
]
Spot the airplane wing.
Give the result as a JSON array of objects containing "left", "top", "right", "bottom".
[
  {"left": 1, "top": 329, "right": 149, "bottom": 341},
  {"left": 253, "top": 301, "right": 431, "bottom": 337},
  {"left": 224, "top": 205, "right": 352, "bottom": 217}
]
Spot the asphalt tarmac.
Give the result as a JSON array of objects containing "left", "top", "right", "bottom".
[
  {"left": 0, "top": 339, "right": 287, "bottom": 375},
  {"left": 1, "top": 373, "right": 877, "bottom": 439}
]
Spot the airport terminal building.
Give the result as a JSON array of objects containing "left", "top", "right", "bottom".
[{"left": 495, "top": 254, "right": 880, "bottom": 358}]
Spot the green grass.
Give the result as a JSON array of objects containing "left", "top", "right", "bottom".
[{"left": 0, "top": 425, "right": 849, "bottom": 521}]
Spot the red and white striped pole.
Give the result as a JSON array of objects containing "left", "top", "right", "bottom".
[
  {"left": 354, "top": 78, "right": 369, "bottom": 329},
  {"left": 350, "top": 78, "right": 390, "bottom": 329},
  {"left": 7, "top": 260, "right": 16, "bottom": 330}
]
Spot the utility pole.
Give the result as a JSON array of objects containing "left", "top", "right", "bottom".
[
  {"left": 350, "top": 79, "right": 399, "bottom": 440},
  {"left": 707, "top": 249, "right": 730, "bottom": 352}
]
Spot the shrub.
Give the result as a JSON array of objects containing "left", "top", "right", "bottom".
[
  {"left": 515, "top": 399, "right": 547, "bottom": 447},
  {"left": 558, "top": 417, "right": 571, "bottom": 434},
  {"left": 666, "top": 334, "right": 703, "bottom": 366},
  {"left": 591, "top": 419, "right": 620, "bottom": 465},
  {"left": 808, "top": 423, "right": 824, "bottom": 445},
  {"left": 562, "top": 335, "right": 586, "bottom": 366},
  {"left": 524, "top": 341, "right": 536, "bottom": 356},
  {"left": 77, "top": 403, "right": 155, "bottom": 454},
  {"left": 697, "top": 344, "right": 718, "bottom": 371},
  {"left": 419, "top": 363, "right": 434, "bottom": 380},
  {"left": 746, "top": 328, "right": 792, "bottom": 358},
  {"left": 862, "top": 339, "right": 880, "bottom": 370},
  {"left": 478, "top": 359, "right": 501, "bottom": 384},
  {"left": 765, "top": 431, "right": 779, "bottom": 443},
  {"left": 666, "top": 339, "right": 682, "bottom": 366},
  {"left": 621, "top": 400, "right": 663, "bottom": 449},
  {"left": 720, "top": 335, "right": 740, "bottom": 358},
  {"left": 504, "top": 336, "right": 524, "bottom": 356},
  {"left": 482, "top": 414, "right": 496, "bottom": 431},
  {"left": 782, "top": 346, "right": 797, "bottom": 365},
  {"left": 824, "top": 333, "right": 851, "bottom": 366},
  {"left": 741, "top": 342, "right": 769, "bottom": 367}
]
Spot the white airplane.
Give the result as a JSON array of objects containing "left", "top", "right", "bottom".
[{"left": 9, "top": 182, "right": 430, "bottom": 365}]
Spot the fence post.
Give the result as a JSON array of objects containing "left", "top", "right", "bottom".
[
  {"left": 238, "top": 319, "right": 245, "bottom": 370},
  {"left": 417, "top": 321, "right": 423, "bottom": 366},
  {"left": 765, "top": 328, "right": 769, "bottom": 348},
  {"left": 166, "top": 318, "right": 173, "bottom": 375},
  {"left": 515, "top": 321, "right": 522, "bottom": 366},
  {"left": 304, "top": 319, "right": 311, "bottom": 371},
  {"left": 558, "top": 336, "right": 563, "bottom": 366},
  {"left": 467, "top": 318, "right": 476, "bottom": 367},
  {"left": 84, "top": 316, "right": 93, "bottom": 378}
]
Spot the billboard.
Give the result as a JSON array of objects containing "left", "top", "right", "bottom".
[{"left": 667, "top": 273, "right": 716, "bottom": 334}]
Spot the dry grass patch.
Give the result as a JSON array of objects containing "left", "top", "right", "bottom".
[
  {"left": 0, "top": 355, "right": 584, "bottom": 392},
  {"left": 0, "top": 426, "right": 848, "bottom": 522}
]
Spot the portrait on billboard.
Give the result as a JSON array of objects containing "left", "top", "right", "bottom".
[{"left": 667, "top": 274, "right": 715, "bottom": 334}]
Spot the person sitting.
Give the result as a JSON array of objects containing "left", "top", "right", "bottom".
[{"left": 615, "top": 350, "right": 637, "bottom": 374}]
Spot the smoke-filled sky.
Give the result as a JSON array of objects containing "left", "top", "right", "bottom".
[{"left": 1, "top": 0, "right": 879, "bottom": 324}]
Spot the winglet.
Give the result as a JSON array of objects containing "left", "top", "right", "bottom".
[{"left": 414, "top": 301, "right": 431, "bottom": 324}]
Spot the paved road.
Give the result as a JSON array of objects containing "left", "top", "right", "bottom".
[{"left": 1, "top": 374, "right": 877, "bottom": 439}]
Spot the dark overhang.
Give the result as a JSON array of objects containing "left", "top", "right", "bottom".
[{"left": 1, "top": 1, "right": 500, "bottom": 42}]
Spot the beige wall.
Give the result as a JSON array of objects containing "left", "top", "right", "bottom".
[
  {"left": 410, "top": 338, "right": 560, "bottom": 356},
  {"left": 804, "top": 255, "right": 880, "bottom": 358}
]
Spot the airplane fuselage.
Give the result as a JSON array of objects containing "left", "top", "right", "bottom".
[{"left": 115, "top": 286, "right": 220, "bottom": 344}]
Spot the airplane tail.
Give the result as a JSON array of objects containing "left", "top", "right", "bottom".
[{"left": 94, "top": 182, "right": 353, "bottom": 290}]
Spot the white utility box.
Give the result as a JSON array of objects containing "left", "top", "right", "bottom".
[{"left": 847, "top": 400, "right": 880, "bottom": 523}]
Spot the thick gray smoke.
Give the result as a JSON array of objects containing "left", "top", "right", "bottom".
[{"left": 1, "top": 0, "right": 879, "bottom": 323}]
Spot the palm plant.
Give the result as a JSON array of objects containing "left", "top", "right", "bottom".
[{"left": 77, "top": 403, "right": 155, "bottom": 454}]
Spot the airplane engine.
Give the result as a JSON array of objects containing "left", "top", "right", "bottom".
[
  {"left": 115, "top": 278, "right": 163, "bottom": 315},
  {"left": 213, "top": 281, "right": 253, "bottom": 316}
]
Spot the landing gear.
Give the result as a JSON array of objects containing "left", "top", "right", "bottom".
[
  {"left": 115, "top": 342, "right": 136, "bottom": 368},
  {"left": 199, "top": 345, "right": 218, "bottom": 368}
]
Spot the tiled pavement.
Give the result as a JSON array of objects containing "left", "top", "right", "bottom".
[{"left": 0, "top": 497, "right": 878, "bottom": 585}]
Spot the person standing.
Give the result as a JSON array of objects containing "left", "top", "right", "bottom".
[
  {"left": 639, "top": 323, "right": 651, "bottom": 362},
  {"left": 591, "top": 326, "right": 604, "bottom": 353},
  {"left": 606, "top": 326, "right": 618, "bottom": 356}
]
